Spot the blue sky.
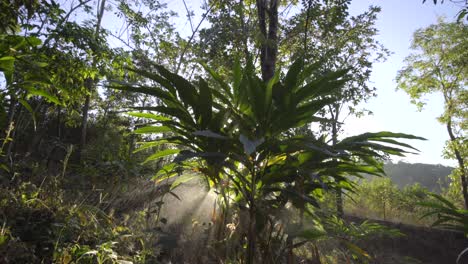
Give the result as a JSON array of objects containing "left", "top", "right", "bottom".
[
  {"left": 106, "top": 0, "right": 461, "bottom": 166},
  {"left": 343, "top": 0, "right": 460, "bottom": 166}
]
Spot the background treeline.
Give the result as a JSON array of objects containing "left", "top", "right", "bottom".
[{"left": 381, "top": 161, "right": 453, "bottom": 192}]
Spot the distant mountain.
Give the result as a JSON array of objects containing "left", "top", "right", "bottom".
[{"left": 383, "top": 161, "right": 454, "bottom": 192}]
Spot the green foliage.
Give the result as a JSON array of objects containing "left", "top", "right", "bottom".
[
  {"left": 423, "top": 0, "right": 468, "bottom": 22},
  {"left": 0, "top": 34, "right": 61, "bottom": 127},
  {"left": 324, "top": 216, "right": 403, "bottom": 261},
  {"left": 397, "top": 18, "right": 467, "bottom": 208},
  {"left": 346, "top": 177, "right": 435, "bottom": 224},
  {"left": 284, "top": 3, "right": 389, "bottom": 106},
  {"left": 419, "top": 192, "right": 468, "bottom": 263},
  {"left": 114, "top": 58, "right": 423, "bottom": 262},
  {"left": 294, "top": 214, "right": 404, "bottom": 263},
  {"left": 442, "top": 170, "right": 466, "bottom": 207},
  {"left": 347, "top": 178, "right": 399, "bottom": 221},
  {"left": 0, "top": 0, "right": 40, "bottom": 34},
  {"left": 384, "top": 161, "right": 453, "bottom": 192},
  {"left": 0, "top": 175, "right": 161, "bottom": 263},
  {"left": 115, "top": 0, "right": 180, "bottom": 70},
  {"left": 420, "top": 193, "right": 468, "bottom": 234},
  {"left": 396, "top": 19, "right": 467, "bottom": 111}
]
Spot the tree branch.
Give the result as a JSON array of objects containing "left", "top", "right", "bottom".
[{"left": 175, "top": 1, "right": 215, "bottom": 74}]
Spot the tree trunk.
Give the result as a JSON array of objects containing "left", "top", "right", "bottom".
[
  {"left": 336, "top": 186, "right": 344, "bottom": 218},
  {"left": 286, "top": 234, "right": 295, "bottom": 264},
  {"left": 79, "top": 86, "right": 91, "bottom": 160},
  {"left": 78, "top": 0, "right": 106, "bottom": 161},
  {"left": 246, "top": 166, "right": 258, "bottom": 264},
  {"left": 330, "top": 104, "right": 344, "bottom": 218},
  {"left": 56, "top": 104, "right": 62, "bottom": 139},
  {"left": 446, "top": 118, "right": 468, "bottom": 209},
  {"left": 443, "top": 89, "right": 467, "bottom": 209},
  {"left": 239, "top": 0, "right": 250, "bottom": 61},
  {"left": 243, "top": 2, "right": 280, "bottom": 263},
  {"left": 256, "top": 0, "right": 279, "bottom": 82},
  {"left": 4, "top": 97, "right": 16, "bottom": 165},
  {"left": 246, "top": 201, "right": 256, "bottom": 264}
]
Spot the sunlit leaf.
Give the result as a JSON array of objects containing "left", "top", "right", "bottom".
[
  {"left": 134, "top": 126, "right": 171, "bottom": 134},
  {"left": 127, "top": 112, "right": 171, "bottom": 121},
  {"left": 143, "top": 149, "right": 180, "bottom": 164}
]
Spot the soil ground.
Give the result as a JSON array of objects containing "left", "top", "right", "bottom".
[{"left": 346, "top": 215, "right": 468, "bottom": 264}]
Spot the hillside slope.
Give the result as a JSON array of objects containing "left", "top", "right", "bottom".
[{"left": 383, "top": 162, "right": 453, "bottom": 192}]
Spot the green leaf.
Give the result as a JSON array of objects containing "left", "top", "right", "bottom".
[
  {"left": 247, "top": 75, "right": 266, "bottom": 120},
  {"left": 0, "top": 164, "right": 10, "bottom": 172},
  {"left": 298, "top": 228, "right": 327, "bottom": 240},
  {"left": 201, "top": 62, "right": 232, "bottom": 97},
  {"left": 197, "top": 78, "right": 212, "bottom": 128},
  {"left": 368, "top": 138, "right": 421, "bottom": 152},
  {"left": 134, "top": 140, "right": 170, "bottom": 153},
  {"left": 153, "top": 162, "right": 178, "bottom": 178},
  {"left": 210, "top": 86, "right": 232, "bottom": 107},
  {"left": 133, "top": 106, "right": 195, "bottom": 127},
  {"left": 134, "top": 126, "right": 172, "bottom": 134},
  {"left": 296, "top": 69, "right": 349, "bottom": 101},
  {"left": 0, "top": 57, "right": 14, "bottom": 84},
  {"left": 342, "top": 241, "right": 371, "bottom": 259},
  {"left": 170, "top": 173, "right": 199, "bottom": 190},
  {"left": 340, "top": 132, "right": 426, "bottom": 144},
  {"left": 143, "top": 149, "right": 180, "bottom": 164},
  {"left": 18, "top": 99, "right": 36, "bottom": 130},
  {"left": 284, "top": 59, "right": 304, "bottom": 90},
  {"left": 109, "top": 83, "right": 177, "bottom": 104},
  {"left": 265, "top": 69, "right": 280, "bottom": 112},
  {"left": 233, "top": 59, "right": 242, "bottom": 93},
  {"left": 153, "top": 64, "right": 199, "bottom": 108},
  {"left": 26, "top": 36, "right": 42, "bottom": 46},
  {"left": 127, "top": 112, "right": 171, "bottom": 121},
  {"left": 33, "top": 61, "right": 48, "bottom": 67},
  {"left": 0, "top": 56, "right": 15, "bottom": 61},
  {"left": 26, "top": 89, "right": 61, "bottom": 105},
  {"left": 124, "top": 67, "right": 176, "bottom": 95}
]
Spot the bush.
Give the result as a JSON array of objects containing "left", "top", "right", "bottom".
[{"left": 345, "top": 177, "right": 434, "bottom": 224}]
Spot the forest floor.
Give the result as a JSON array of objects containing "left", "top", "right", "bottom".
[
  {"left": 345, "top": 215, "right": 467, "bottom": 264},
  {"left": 136, "top": 179, "right": 468, "bottom": 263},
  {"left": 2, "top": 172, "right": 465, "bottom": 263}
]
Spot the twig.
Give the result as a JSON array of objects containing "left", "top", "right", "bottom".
[
  {"left": 42, "top": 0, "right": 93, "bottom": 48},
  {"left": 175, "top": 1, "right": 216, "bottom": 74},
  {"left": 182, "top": 0, "right": 195, "bottom": 32},
  {"left": 108, "top": 31, "right": 136, "bottom": 50},
  {"left": 303, "top": 0, "right": 313, "bottom": 60}
]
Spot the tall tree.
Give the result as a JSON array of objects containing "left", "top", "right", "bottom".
[
  {"left": 197, "top": 0, "right": 256, "bottom": 75},
  {"left": 79, "top": 0, "right": 107, "bottom": 160},
  {"left": 256, "top": 0, "right": 279, "bottom": 82},
  {"left": 196, "top": 0, "right": 281, "bottom": 82},
  {"left": 396, "top": 19, "right": 467, "bottom": 208},
  {"left": 114, "top": 0, "right": 180, "bottom": 69}
]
